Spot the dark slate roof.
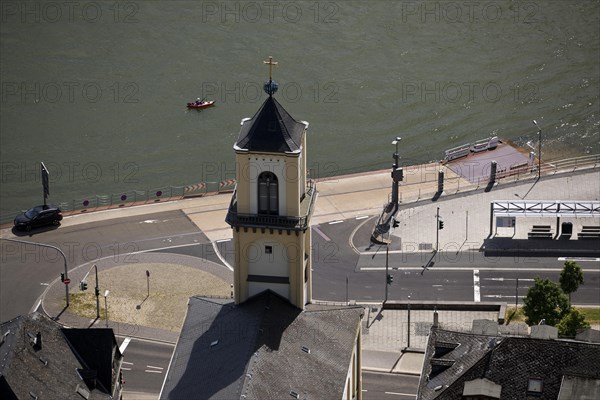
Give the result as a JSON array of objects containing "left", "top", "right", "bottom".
[
  {"left": 0, "top": 313, "right": 117, "bottom": 400},
  {"left": 234, "top": 96, "right": 306, "bottom": 153},
  {"left": 160, "top": 291, "right": 363, "bottom": 400},
  {"left": 61, "top": 328, "right": 121, "bottom": 394},
  {"left": 418, "top": 327, "right": 600, "bottom": 400}
]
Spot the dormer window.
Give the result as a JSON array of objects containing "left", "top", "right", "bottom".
[
  {"left": 258, "top": 172, "right": 278, "bottom": 215},
  {"left": 527, "top": 378, "right": 543, "bottom": 396}
]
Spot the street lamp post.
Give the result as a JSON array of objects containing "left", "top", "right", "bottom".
[
  {"left": 533, "top": 120, "right": 541, "bottom": 178},
  {"left": 435, "top": 207, "right": 440, "bottom": 252},
  {"left": 104, "top": 290, "right": 110, "bottom": 328},
  {"left": 391, "top": 137, "right": 402, "bottom": 207},
  {"left": 385, "top": 245, "right": 389, "bottom": 303},
  {"left": 407, "top": 295, "right": 411, "bottom": 349},
  {"left": 1, "top": 238, "right": 70, "bottom": 307}
]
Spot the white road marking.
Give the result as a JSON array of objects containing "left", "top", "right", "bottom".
[
  {"left": 146, "top": 365, "right": 164, "bottom": 370},
  {"left": 328, "top": 220, "right": 344, "bottom": 225},
  {"left": 558, "top": 257, "right": 600, "bottom": 262},
  {"left": 212, "top": 240, "right": 233, "bottom": 271},
  {"left": 122, "top": 361, "right": 134, "bottom": 365},
  {"left": 145, "top": 369, "right": 163, "bottom": 374},
  {"left": 40, "top": 282, "right": 49, "bottom": 286},
  {"left": 356, "top": 215, "right": 370, "bottom": 220},
  {"left": 473, "top": 270, "right": 480, "bottom": 303},
  {"left": 360, "top": 267, "right": 600, "bottom": 272},
  {"left": 30, "top": 300, "right": 42, "bottom": 314},
  {"left": 119, "top": 337, "right": 132, "bottom": 354},
  {"left": 313, "top": 226, "right": 331, "bottom": 242},
  {"left": 484, "top": 295, "right": 526, "bottom": 299},
  {"left": 121, "top": 367, "right": 132, "bottom": 371},
  {"left": 384, "top": 392, "right": 416, "bottom": 397},
  {"left": 483, "top": 278, "right": 535, "bottom": 282}
]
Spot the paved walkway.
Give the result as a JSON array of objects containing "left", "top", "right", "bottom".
[{"left": 29, "top": 159, "right": 600, "bottom": 383}]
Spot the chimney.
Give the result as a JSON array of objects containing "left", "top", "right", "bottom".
[
  {"left": 33, "top": 332, "right": 42, "bottom": 351},
  {"left": 472, "top": 320, "right": 499, "bottom": 335},
  {"left": 530, "top": 325, "right": 558, "bottom": 339}
]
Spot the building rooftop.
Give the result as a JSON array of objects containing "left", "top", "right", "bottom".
[
  {"left": 234, "top": 96, "right": 307, "bottom": 154},
  {"left": 0, "top": 312, "right": 122, "bottom": 400},
  {"left": 160, "top": 291, "right": 364, "bottom": 399},
  {"left": 418, "top": 326, "right": 600, "bottom": 399}
]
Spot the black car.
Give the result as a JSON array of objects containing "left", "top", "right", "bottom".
[{"left": 14, "top": 205, "right": 63, "bottom": 231}]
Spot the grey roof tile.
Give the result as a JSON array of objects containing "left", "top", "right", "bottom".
[
  {"left": 0, "top": 313, "right": 116, "bottom": 400},
  {"left": 235, "top": 97, "right": 306, "bottom": 153},
  {"left": 161, "top": 291, "right": 363, "bottom": 400},
  {"left": 418, "top": 327, "right": 600, "bottom": 400}
]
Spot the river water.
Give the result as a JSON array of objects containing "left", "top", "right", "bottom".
[{"left": 1, "top": 0, "right": 598, "bottom": 219}]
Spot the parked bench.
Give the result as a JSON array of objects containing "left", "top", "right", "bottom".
[
  {"left": 531, "top": 225, "right": 551, "bottom": 232},
  {"left": 578, "top": 226, "right": 600, "bottom": 240},
  {"left": 528, "top": 232, "right": 553, "bottom": 239},
  {"left": 528, "top": 225, "right": 553, "bottom": 239},
  {"left": 581, "top": 226, "right": 600, "bottom": 232}
]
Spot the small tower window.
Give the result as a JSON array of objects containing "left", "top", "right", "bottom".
[{"left": 258, "top": 172, "right": 278, "bottom": 215}]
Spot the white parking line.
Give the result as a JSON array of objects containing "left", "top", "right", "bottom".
[
  {"left": 384, "top": 391, "right": 416, "bottom": 397},
  {"left": 473, "top": 269, "right": 480, "bottom": 302},
  {"left": 329, "top": 220, "right": 344, "bottom": 225}
]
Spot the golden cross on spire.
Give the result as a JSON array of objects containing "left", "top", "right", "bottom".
[{"left": 263, "top": 56, "right": 278, "bottom": 80}]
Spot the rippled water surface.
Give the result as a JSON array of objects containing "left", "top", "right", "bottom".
[{"left": 1, "top": 0, "right": 598, "bottom": 217}]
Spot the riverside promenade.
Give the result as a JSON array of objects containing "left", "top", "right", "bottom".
[{"left": 13, "top": 154, "right": 600, "bottom": 388}]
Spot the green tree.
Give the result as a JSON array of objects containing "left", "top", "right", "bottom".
[
  {"left": 559, "top": 261, "right": 584, "bottom": 306},
  {"left": 522, "top": 277, "right": 570, "bottom": 326},
  {"left": 557, "top": 308, "right": 590, "bottom": 337}
]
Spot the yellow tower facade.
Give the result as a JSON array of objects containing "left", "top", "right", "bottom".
[{"left": 225, "top": 58, "right": 316, "bottom": 309}]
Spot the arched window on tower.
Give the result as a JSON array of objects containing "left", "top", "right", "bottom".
[{"left": 258, "top": 172, "right": 278, "bottom": 215}]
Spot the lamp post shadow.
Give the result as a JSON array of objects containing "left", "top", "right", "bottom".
[{"left": 136, "top": 294, "right": 149, "bottom": 310}]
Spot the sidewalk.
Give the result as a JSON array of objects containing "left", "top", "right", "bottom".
[{"left": 27, "top": 159, "right": 600, "bottom": 379}]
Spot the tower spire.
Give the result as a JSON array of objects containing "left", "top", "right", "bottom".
[{"left": 263, "top": 56, "right": 279, "bottom": 96}]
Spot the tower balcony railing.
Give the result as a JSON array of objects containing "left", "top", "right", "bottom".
[{"left": 226, "top": 181, "right": 317, "bottom": 231}]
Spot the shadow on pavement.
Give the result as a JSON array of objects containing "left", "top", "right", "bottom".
[
  {"left": 11, "top": 224, "right": 60, "bottom": 237},
  {"left": 482, "top": 237, "right": 600, "bottom": 257}
]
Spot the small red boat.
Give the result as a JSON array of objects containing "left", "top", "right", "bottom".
[{"left": 187, "top": 98, "right": 215, "bottom": 109}]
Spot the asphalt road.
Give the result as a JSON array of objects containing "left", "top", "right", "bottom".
[
  {"left": 362, "top": 371, "right": 419, "bottom": 399},
  {"left": 117, "top": 336, "right": 174, "bottom": 395},
  {"left": 2, "top": 210, "right": 598, "bottom": 321},
  {"left": 1, "top": 208, "right": 598, "bottom": 397},
  {"left": 0, "top": 209, "right": 210, "bottom": 321},
  {"left": 309, "top": 216, "right": 600, "bottom": 304}
]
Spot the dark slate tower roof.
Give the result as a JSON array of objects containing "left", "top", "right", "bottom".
[{"left": 234, "top": 96, "right": 306, "bottom": 153}]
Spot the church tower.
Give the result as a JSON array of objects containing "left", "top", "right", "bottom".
[{"left": 225, "top": 57, "right": 316, "bottom": 309}]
